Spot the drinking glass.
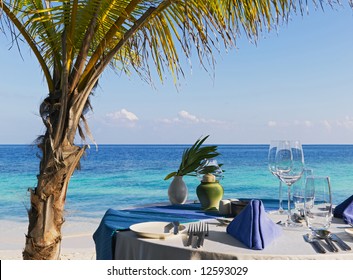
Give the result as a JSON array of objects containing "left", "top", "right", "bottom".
[
  {"left": 292, "top": 168, "right": 313, "bottom": 217},
  {"left": 268, "top": 140, "right": 284, "bottom": 214},
  {"left": 304, "top": 176, "right": 333, "bottom": 231},
  {"left": 275, "top": 140, "right": 304, "bottom": 227}
]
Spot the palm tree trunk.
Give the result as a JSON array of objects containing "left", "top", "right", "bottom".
[{"left": 23, "top": 140, "right": 86, "bottom": 260}]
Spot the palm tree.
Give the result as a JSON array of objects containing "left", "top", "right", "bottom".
[{"left": 0, "top": 0, "right": 321, "bottom": 260}]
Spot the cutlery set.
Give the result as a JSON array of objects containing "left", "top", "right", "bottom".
[
  {"left": 304, "top": 233, "right": 351, "bottom": 254},
  {"left": 186, "top": 222, "right": 209, "bottom": 248}
]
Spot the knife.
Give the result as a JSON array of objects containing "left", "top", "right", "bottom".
[
  {"left": 324, "top": 237, "right": 339, "bottom": 253},
  {"left": 172, "top": 221, "right": 180, "bottom": 235},
  {"left": 330, "top": 233, "right": 352, "bottom": 251}
]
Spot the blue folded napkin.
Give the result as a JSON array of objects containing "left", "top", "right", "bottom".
[
  {"left": 226, "top": 199, "right": 282, "bottom": 250},
  {"left": 333, "top": 195, "right": 353, "bottom": 224}
]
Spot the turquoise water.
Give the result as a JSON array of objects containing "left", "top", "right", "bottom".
[{"left": 1, "top": 144, "right": 353, "bottom": 222}]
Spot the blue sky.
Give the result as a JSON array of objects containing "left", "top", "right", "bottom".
[{"left": 1, "top": 3, "right": 353, "bottom": 144}]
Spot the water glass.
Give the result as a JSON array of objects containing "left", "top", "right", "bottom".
[
  {"left": 292, "top": 168, "right": 313, "bottom": 216},
  {"left": 304, "top": 176, "right": 332, "bottom": 231}
]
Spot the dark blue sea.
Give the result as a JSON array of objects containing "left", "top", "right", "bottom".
[{"left": 1, "top": 144, "right": 353, "bottom": 222}]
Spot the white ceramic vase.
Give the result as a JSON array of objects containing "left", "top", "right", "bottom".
[{"left": 168, "top": 176, "right": 188, "bottom": 205}]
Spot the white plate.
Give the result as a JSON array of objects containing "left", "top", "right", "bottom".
[
  {"left": 345, "top": 227, "right": 353, "bottom": 238},
  {"left": 129, "top": 222, "right": 186, "bottom": 239}
]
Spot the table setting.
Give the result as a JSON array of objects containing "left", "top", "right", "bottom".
[
  {"left": 93, "top": 196, "right": 353, "bottom": 259},
  {"left": 93, "top": 139, "right": 353, "bottom": 260},
  {"left": 111, "top": 202, "right": 353, "bottom": 260}
]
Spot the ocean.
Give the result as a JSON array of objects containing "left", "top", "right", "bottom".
[{"left": 1, "top": 144, "right": 353, "bottom": 222}]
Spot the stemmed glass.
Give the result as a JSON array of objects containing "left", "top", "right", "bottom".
[
  {"left": 275, "top": 140, "right": 305, "bottom": 227},
  {"left": 268, "top": 141, "right": 284, "bottom": 214}
]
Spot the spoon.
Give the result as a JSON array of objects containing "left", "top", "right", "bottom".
[
  {"left": 313, "top": 230, "right": 339, "bottom": 252},
  {"left": 317, "top": 229, "right": 351, "bottom": 251}
]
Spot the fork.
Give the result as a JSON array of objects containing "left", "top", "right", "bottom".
[
  {"left": 186, "top": 224, "right": 194, "bottom": 246},
  {"left": 196, "top": 222, "right": 204, "bottom": 248},
  {"left": 200, "top": 222, "right": 209, "bottom": 247}
]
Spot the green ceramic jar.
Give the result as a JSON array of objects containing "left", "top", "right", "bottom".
[{"left": 196, "top": 181, "right": 224, "bottom": 211}]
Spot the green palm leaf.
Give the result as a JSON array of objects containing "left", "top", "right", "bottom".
[{"left": 164, "top": 135, "right": 221, "bottom": 180}]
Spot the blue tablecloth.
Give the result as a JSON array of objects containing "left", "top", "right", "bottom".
[{"left": 93, "top": 203, "right": 220, "bottom": 260}]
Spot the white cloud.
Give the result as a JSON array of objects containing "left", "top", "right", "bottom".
[
  {"left": 105, "top": 109, "right": 139, "bottom": 127},
  {"left": 304, "top": 120, "right": 313, "bottom": 127},
  {"left": 106, "top": 109, "right": 138, "bottom": 122},
  {"left": 268, "top": 120, "right": 313, "bottom": 128},
  {"left": 323, "top": 116, "right": 353, "bottom": 130},
  {"left": 159, "top": 110, "right": 226, "bottom": 126},
  {"left": 294, "top": 120, "right": 313, "bottom": 127},
  {"left": 178, "top": 110, "right": 199, "bottom": 123},
  {"left": 267, "top": 117, "right": 353, "bottom": 132},
  {"left": 267, "top": 121, "right": 277, "bottom": 127},
  {"left": 159, "top": 117, "right": 180, "bottom": 124},
  {"left": 341, "top": 116, "right": 353, "bottom": 129},
  {"left": 322, "top": 120, "right": 332, "bottom": 130}
]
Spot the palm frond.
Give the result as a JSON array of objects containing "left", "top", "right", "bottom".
[{"left": 164, "top": 135, "right": 221, "bottom": 179}]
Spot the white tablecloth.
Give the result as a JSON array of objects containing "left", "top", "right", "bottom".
[{"left": 114, "top": 215, "right": 353, "bottom": 260}]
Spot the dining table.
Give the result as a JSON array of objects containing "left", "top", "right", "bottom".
[{"left": 93, "top": 201, "right": 353, "bottom": 260}]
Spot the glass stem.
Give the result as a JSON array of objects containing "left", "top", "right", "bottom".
[
  {"left": 287, "top": 185, "right": 292, "bottom": 223},
  {"left": 278, "top": 181, "right": 283, "bottom": 213}
]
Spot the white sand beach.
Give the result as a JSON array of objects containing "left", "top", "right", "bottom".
[{"left": 0, "top": 218, "right": 99, "bottom": 260}]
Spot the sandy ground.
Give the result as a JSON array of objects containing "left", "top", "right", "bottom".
[{"left": 0, "top": 218, "right": 99, "bottom": 260}]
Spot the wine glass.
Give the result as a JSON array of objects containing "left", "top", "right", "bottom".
[
  {"left": 268, "top": 140, "right": 284, "bottom": 214},
  {"left": 304, "top": 176, "right": 333, "bottom": 231},
  {"left": 275, "top": 140, "right": 305, "bottom": 227}
]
